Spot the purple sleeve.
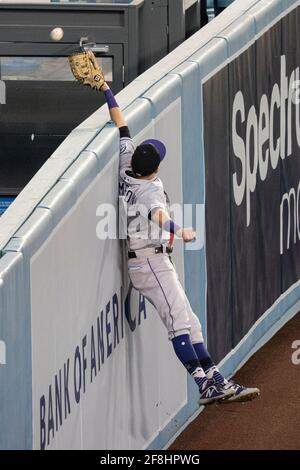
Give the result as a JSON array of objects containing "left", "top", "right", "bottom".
[{"left": 104, "top": 89, "right": 119, "bottom": 109}]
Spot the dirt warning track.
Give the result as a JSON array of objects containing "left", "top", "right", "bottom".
[{"left": 170, "top": 313, "right": 300, "bottom": 450}]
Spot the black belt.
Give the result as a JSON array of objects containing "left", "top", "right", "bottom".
[{"left": 128, "top": 245, "right": 173, "bottom": 259}]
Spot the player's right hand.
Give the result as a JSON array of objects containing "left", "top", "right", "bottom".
[{"left": 176, "top": 227, "right": 196, "bottom": 243}]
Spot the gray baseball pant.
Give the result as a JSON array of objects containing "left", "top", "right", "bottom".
[{"left": 128, "top": 253, "right": 203, "bottom": 342}]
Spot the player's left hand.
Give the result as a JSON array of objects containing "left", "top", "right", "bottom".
[{"left": 68, "top": 49, "right": 105, "bottom": 91}]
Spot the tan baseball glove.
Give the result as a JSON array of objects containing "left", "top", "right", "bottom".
[{"left": 68, "top": 49, "right": 105, "bottom": 91}]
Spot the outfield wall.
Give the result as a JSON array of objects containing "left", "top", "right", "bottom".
[{"left": 1, "top": 0, "right": 300, "bottom": 449}]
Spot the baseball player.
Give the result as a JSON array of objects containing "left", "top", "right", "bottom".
[{"left": 69, "top": 51, "right": 260, "bottom": 406}]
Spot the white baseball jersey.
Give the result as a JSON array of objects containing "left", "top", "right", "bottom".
[
  {"left": 119, "top": 135, "right": 171, "bottom": 251},
  {"left": 119, "top": 133, "right": 204, "bottom": 343}
]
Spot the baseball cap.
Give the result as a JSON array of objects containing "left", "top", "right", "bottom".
[
  {"left": 141, "top": 139, "right": 166, "bottom": 161},
  {"left": 131, "top": 139, "right": 166, "bottom": 177}
]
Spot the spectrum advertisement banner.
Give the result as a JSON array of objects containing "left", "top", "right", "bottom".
[{"left": 203, "top": 6, "right": 300, "bottom": 361}]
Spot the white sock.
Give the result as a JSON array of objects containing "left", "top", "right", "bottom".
[
  {"left": 206, "top": 365, "right": 228, "bottom": 384},
  {"left": 191, "top": 367, "right": 207, "bottom": 390}
]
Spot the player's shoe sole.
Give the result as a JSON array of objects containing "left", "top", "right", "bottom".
[{"left": 221, "top": 386, "right": 260, "bottom": 404}]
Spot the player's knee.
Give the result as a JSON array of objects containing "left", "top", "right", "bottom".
[
  {"left": 190, "top": 313, "right": 204, "bottom": 343},
  {"left": 168, "top": 328, "right": 191, "bottom": 341}
]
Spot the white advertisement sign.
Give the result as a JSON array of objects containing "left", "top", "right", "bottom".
[{"left": 30, "top": 99, "right": 187, "bottom": 450}]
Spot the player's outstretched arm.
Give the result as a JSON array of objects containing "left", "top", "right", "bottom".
[
  {"left": 152, "top": 208, "right": 196, "bottom": 243},
  {"left": 101, "top": 82, "right": 127, "bottom": 129},
  {"left": 68, "top": 50, "right": 128, "bottom": 132}
]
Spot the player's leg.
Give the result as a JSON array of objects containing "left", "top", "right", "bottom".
[
  {"left": 159, "top": 258, "right": 242, "bottom": 400},
  {"left": 128, "top": 255, "right": 205, "bottom": 385},
  {"left": 186, "top": 301, "right": 260, "bottom": 403},
  {"left": 186, "top": 310, "right": 225, "bottom": 380},
  {"left": 172, "top": 278, "right": 219, "bottom": 375},
  {"left": 128, "top": 255, "right": 233, "bottom": 405}
]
